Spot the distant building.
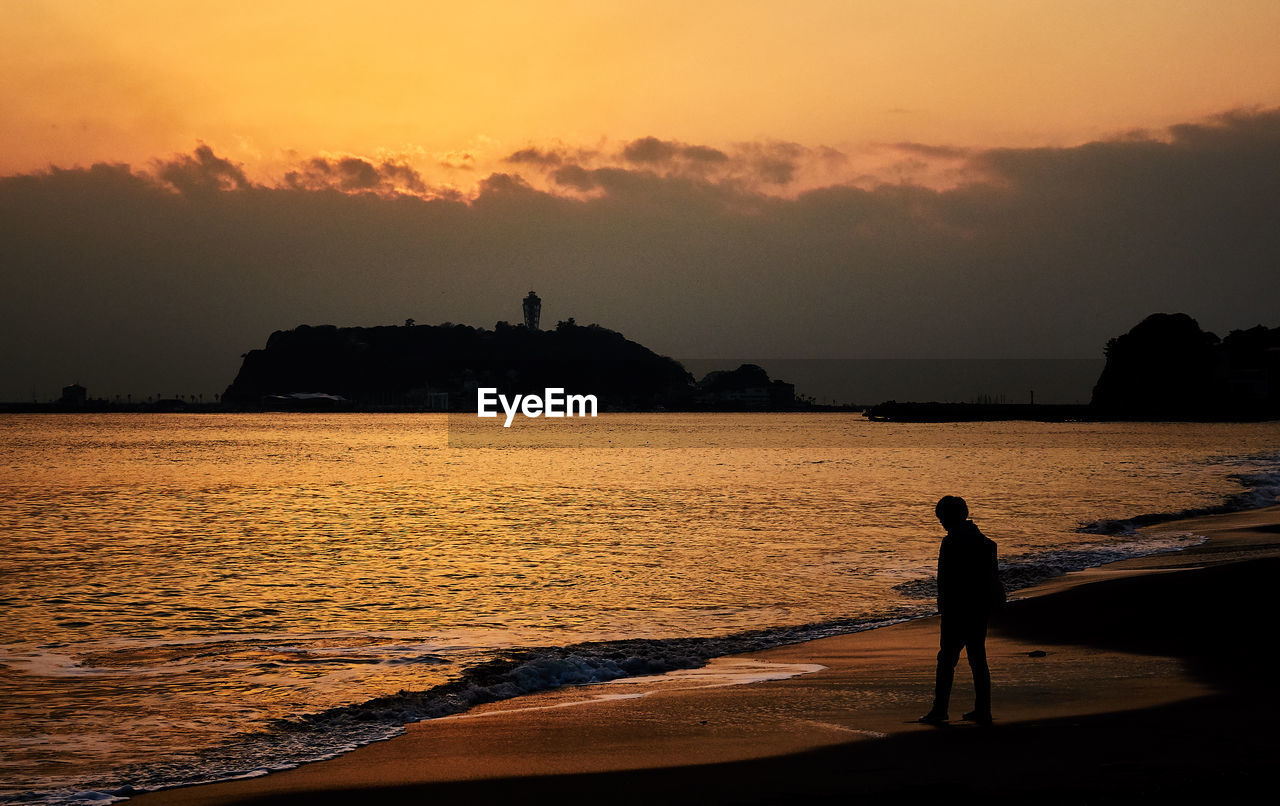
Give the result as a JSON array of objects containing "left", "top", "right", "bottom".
[
  {"left": 60, "top": 383, "right": 87, "bottom": 405},
  {"left": 523, "top": 290, "right": 541, "bottom": 330}
]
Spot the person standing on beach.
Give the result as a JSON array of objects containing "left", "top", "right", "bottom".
[{"left": 919, "top": 495, "right": 1004, "bottom": 726}]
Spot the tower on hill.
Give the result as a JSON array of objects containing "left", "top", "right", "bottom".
[{"left": 523, "top": 291, "right": 541, "bottom": 330}]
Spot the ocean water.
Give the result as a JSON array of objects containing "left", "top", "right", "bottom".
[{"left": 1, "top": 413, "right": 1278, "bottom": 804}]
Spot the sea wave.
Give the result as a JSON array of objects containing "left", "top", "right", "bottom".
[
  {"left": 892, "top": 532, "right": 1207, "bottom": 601},
  {"left": 1082, "top": 453, "right": 1280, "bottom": 535},
  {"left": 13, "top": 451, "right": 1279, "bottom": 806},
  {"left": 5, "top": 614, "right": 911, "bottom": 806},
  {"left": 896, "top": 452, "right": 1280, "bottom": 602}
]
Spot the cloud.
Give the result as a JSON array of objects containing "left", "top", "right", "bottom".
[
  {"left": 507, "top": 137, "right": 843, "bottom": 191},
  {"left": 608, "top": 137, "right": 827, "bottom": 187},
  {"left": 337, "top": 157, "right": 379, "bottom": 189},
  {"left": 475, "top": 172, "right": 538, "bottom": 197},
  {"left": 622, "top": 136, "right": 679, "bottom": 164},
  {"left": 754, "top": 156, "right": 796, "bottom": 184},
  {"left": 378, "top": 161, "right": 429, "bottom": 193},
  {"left": 550, "top": 164, "right": 595, "bottom": 191},
  {"left": 817, "top": 146, "right": 847, "bottom": 165},
  {"left": 621, "top": 137, "right": 729, "bottom": 166},
  {"left": 155, "top": 143, "right": 251, "bottom": 194},
  {"left": 284, "top": 155, "right": 429, "bottom": 195},
  {"left": 729, "top": 141, "right": 810, "bottom": 185},
  {"left": 505, "top": 147, "right": 564, "bottom": 167},
  {"left": 435, "top": 150, "right": 476, "bottom": 170},
  {"left": 680, "top": 144, "right": 731, "bottom": 164},
  {"left": 1, "top": 109, "right": 1278, "bottom": 401},
  {"left": 892, "top": 142, "right": 971, "bottom": 159}
]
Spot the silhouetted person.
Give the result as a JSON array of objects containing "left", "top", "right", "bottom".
[{"left": 919, "top": 495, "right": 1004, "bottom": 726}]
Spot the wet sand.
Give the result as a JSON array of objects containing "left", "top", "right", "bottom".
[{"left": 133, "top": 506, "right": 1280, "bottom": 804}]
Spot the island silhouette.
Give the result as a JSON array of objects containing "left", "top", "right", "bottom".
[
  {"left": 1090, "top": 313, "right": 1280, "bottom": 420},
  {"left": 12, "top": 311, "right": 1277, "bottom": 419},
  {"left": 221, "top": 319, "right": 802, "bottom": 412},
  {"left": 866, "top": 313, "right": 1279, "bottom": 422}
]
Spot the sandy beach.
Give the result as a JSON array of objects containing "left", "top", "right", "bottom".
[{"left": 131, "top": 506, "right": 1280, "bottom": 805}]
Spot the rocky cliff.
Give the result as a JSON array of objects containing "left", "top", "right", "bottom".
[{"left": 1091, "top": 313, "right": 1280, "bottom": 419}]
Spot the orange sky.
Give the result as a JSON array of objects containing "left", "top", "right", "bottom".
[{"left": 4, "top": 0, "right": 1280, "bottom": 188}]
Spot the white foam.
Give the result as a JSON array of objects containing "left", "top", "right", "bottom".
[
  {"left": 433, "top": 658, "right": 826, "bottom": 723},
  {"left": 434, "top": 691, "right": 654, "bottom": 721},
  {"left": 608, "top": 658, "right": 828, "bottom": 688}
]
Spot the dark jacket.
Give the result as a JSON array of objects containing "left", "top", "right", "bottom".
[{"left": 937, "top": 520, "right": 1004, "bottom": 615}]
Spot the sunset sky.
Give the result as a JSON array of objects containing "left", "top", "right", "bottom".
[
  {"left": 2, "top": 0, "right": 1279, "bottom": 399},
  {"left": 7, "top": 0, "right": 1280, "bottom": 187}
]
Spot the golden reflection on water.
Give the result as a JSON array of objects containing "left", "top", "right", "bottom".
[
  {"left": 0, "top": 413, "right": 1277, "bottom": 795},
  {"left": 3, "top": 414, "right": 1277, "bottom": 641}
]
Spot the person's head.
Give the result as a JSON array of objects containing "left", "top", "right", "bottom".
[{"left": 935, "top": 495, "right": 969, "bottom": 530}]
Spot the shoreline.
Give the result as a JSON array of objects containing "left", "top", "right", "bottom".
[{"left": 128, "top": 504, "right": 1280, "bottom": 805}]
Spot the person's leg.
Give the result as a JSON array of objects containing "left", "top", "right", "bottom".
[
  {"left": 964, "top": 616, "right": 991, "bottom": 721},
  {"left": 927, "top": 617, "right": 964, "bottom": 719}
]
